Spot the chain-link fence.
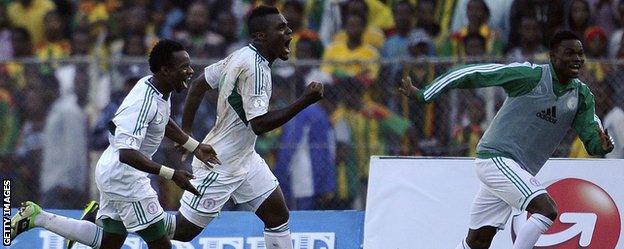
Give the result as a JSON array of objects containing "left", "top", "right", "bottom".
[{"left": 1, "top": 57, "right": 622, "bottom": 211}]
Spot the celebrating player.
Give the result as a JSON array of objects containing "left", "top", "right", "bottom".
[
  {"left": 11, "top": 39, "right": 220, "bottom": 249},
  {"left": 398, "top": 30, "right": 614, "bottom": 249},
  {"left": 157, "top": 6, "right": 323, "bottom": 249}
]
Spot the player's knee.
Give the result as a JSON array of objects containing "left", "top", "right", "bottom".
[
  {"left": 262, "top": 209, "right": 289, "bottom": 229},
  {"left": 466, "top": 227, "right": 496, "bottom": 249},
  {"left": 527, "top": 195, "right": 558, "bottom": 221}
]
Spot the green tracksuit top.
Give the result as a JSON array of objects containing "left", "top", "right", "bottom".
[{"left": 414, "top": 62, "right": 609, "bottom": 175}]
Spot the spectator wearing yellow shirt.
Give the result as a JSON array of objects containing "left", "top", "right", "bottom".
[
  {"left": 36, "top": 11, "right": 71, "bottom": 62},
  {"left": 321, "top": 12, "right": 380, "bottom": 83},
  {"left": 440, "top": 0, "right": 504, "bottom": 57},
  {"left": 332, "top": 0, "right": 386, "bottom": 50},
  {"left": 282, "top": 0, "right": 324, "bottom": 59},
  {"left": 7, "top": 0, "right": 56, "bottom": 45}
]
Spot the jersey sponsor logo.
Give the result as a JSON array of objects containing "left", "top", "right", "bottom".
[
  {"left": 202, "top": 199, "right": 216, "bottom": 209},
  {"left": 252, "top": 98, "right": 266, "bottom": 108},
  {"left": 536, "top": 106, "right": 558, "bottom": 124},
  {"left": 529, "top": 177, "right": 541, "bottom": 187},
  {"left": 511, "top": 178, "right": 620, "bottom": 248}
]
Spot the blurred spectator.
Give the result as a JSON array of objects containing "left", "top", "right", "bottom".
[
  {"left": 173, "top": 1, "right": 229, "bottom": 58},
  {"left": 6, "top": 27, "right": 39, "bottom": 91},
  {"left": 608, "top": 0, "right": 624, "bottom": 57},
  {"left": 414, "top": 0, "right": 442, "bottom": 48},
  {"left": 275, "top": 85, "right": 338, "bottom": 210},
  {"left": 109, "top": 6, "right": 158, "bottom": 59},
  {"left": 283, "top": 0, "right": 324, "bottom": 60},
  {"left": 585, "top": 26, "right": 609, "bottom": 58},
  {"left": 603, "top": 77, "right": 624, "bottom": 158},
  {"left": 40, "top": 74, "right": 88, "bottom": 209},
  {"left": 213, "top": 10, "right": 246, "bottom": 54},
  {"left": 450, "top": 0, "right": 512, "bottom": 41},
  {"left": 7, "top": 0, "right": 56, "bottom": 44},
  {"left": 381, "top": 1, "right": 418, "bottom": 60},
  {"left": 0, "top": 68, "right": 20, "bottom": 156},
  {"left": 154, "top": 0, "right": 185, "bottom": 39},
  {"left": 321, "top": 12, "right": 380, "bottom": 83},
  {"left": 566, "top": 0, "right": 593, "bottom": 42},
  {"left": 357, "top": 0, "right": 394, "bottom": 31},
  {"left": 70, "top": 29, "right": 93, "bottom": 56},
  {"left": 90, "top": 76, "right": 138, "bottom": 150},
  {"left": 463, "top": 32, "right": 487, "bottom": 57},
  {"left": 441, "top": 0, "right": 504, "bottom": 57},
  {"left": 332, "top": 0, "right": 387, "bottom": 50},
  {"left": 14, "top": 81, "right": 53, "bottom": 206},
  {"left": 449, "top": 94, "right": 485, "bottom": 156},
  {"left": 588, "top": 0, "right": 619, "bottom": 35},
  {"left": 36, "top": 11, "right": 71, "bottom": 64},
  {"left": 507, "top": 16, "right": 548, "bottom": 63},
  {"left": 0, "top": 4, "right": 13, "bottom": 59},
  {"left": 509, "top": 0, "right": 565, "bottom": 48}
]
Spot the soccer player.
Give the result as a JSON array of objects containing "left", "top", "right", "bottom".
[
  {"left": 398, "top": 30, "right": 614, "bottom": 249},
  {"left": 158, "top": 6, "right": 323, "bottom": 249},
  {"left": 11, "top": 39, "right": 221, "bottom": 249}
]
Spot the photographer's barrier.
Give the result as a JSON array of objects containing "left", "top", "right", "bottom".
[
  {"left": 8, "top": 210, "right": 363, "bottom": 249},
  {"left": 364, "top": 157, "right": 624, "bottom": 249}
]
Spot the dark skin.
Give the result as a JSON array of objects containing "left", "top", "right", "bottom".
[
  {"left": 399, "top": 38, "right": 614, "bottom": 249},
  {"left": 102, "top": 50, "right": 220, "bottom": 249},
  {"left": 175, "top": 12, "right": 324, "bottom": 241}
]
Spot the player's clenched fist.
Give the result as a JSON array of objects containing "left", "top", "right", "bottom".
[
  {"left": 302, "top": 82, "right": 324, "bottom": 104},
  {"left": 172, "top": 169, "right": 201, "bottom": 196}
]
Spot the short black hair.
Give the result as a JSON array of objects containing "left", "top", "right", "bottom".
[
  {"left": 247, "top": 5, "right": 280, "bottom": 35},
  {"left": 148, "top": 39, "right": 185, "bottom": 74},
  {"left": 549, "top": 30, "right": 581, "bottom": 50}
]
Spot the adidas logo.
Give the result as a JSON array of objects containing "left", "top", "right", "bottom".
[{"left": 536, "top": 106, "right": 557, "bottom": 124}]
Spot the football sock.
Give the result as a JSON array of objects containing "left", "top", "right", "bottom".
[
  {"left": 264, "top": 222, "right": 293, "bottom": 249},
  {"left": 35, "top": 210, "right": 103, "bottom": 248},
  {"left": 512, "top": 213, "right": 553, "bottom": 249}
]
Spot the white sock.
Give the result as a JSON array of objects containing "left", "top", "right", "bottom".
[
  {"left": 454, "top": 238, "right": 472, "bottom": 249},
  {"left": 264, "top": 222, "right": 293, "bottom": 249},
  {"left": 164, "top": 213, "right": 176, "bottom": 239},
  {"left": 35, "top": 210, "right": 103, "bottom": 248},
  {"left": 512, "top": 213, "right": 553, "bottom": 249}
]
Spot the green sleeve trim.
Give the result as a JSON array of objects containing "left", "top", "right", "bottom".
[
  {"left": 572, "top": 84, "right": 607, "bottom": 155},
  {"left": 421, "top": 62, "right": 542, "bottom": 101}
]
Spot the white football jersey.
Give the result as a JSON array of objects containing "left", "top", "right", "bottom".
[
  {"left": 193, "top": 44, "right": 272, "bottom": 176},
  {"left": 95, "top": 76, "right": 171, "bottom": 201}
]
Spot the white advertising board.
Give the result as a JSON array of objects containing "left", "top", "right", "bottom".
[{"left": 364, "top": 157, "right": 624, "bottom": 249}]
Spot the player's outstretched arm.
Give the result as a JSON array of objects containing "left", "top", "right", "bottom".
[
  {"left": 397, "top": 76, "right": 422, "bottom": 100},
  {"left": 573, "top": 85, "right": 615, "bottom": 156},
  {"left": 181, "top": 73, "right": 213, "bottom": 132},
  {"left": 249, "top": 82, "right": 324, "bottom": 135},
  {"left": 119, "top": 149, "right": 200, "bottom": 195},
  {"left": 166, "top": 118, "right": 221, "bottom": 166}
]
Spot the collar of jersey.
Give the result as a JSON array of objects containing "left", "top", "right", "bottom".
[
  {"left": 548, "top": 62, "right": 578, "bottom": 96},
  {"left": 247, "top": 44, "right": 270, "bottom": 65},
  {"left": 146, "top": 76, "right": 169, "bottom": 100}
]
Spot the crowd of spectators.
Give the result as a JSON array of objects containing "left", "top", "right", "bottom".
[{"left": 1, "top": 0, "right": 623, "bottom": 211}]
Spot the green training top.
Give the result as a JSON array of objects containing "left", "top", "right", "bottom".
[{"left": 414, "top": 62, "right": 609, "bottom": 175}]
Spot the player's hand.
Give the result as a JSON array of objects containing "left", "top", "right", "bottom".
[
  {"left": 172, "top": 169, "right": 200, "bottom": 196},
  {"left": 598, "top": 127, "right": 615, "bottom": 153},
  {"left": 397, "top": 76, "right": 420, "bottom": 98},
  {"left": 193, "top": 143, "right": 221, "bottom": 168},
  {"left": 302, "top": 82, "right": 324, "bottom": 104}
]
